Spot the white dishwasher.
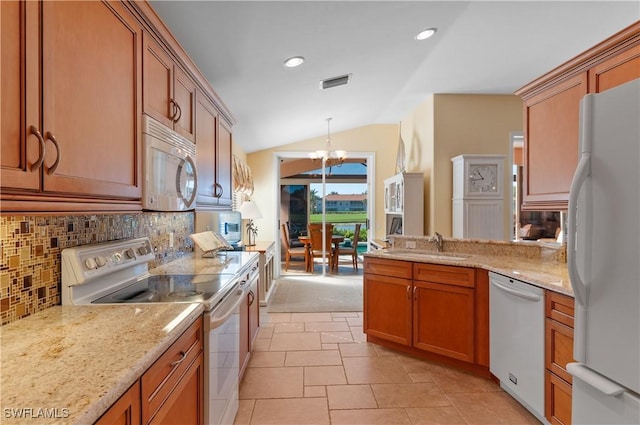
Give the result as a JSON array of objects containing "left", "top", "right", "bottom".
[{"left": 489, "top": 272, "right": 547, "bottom": 423}]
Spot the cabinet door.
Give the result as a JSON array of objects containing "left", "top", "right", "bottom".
[
  {"left": 412, "top": 281, "right": 475, "bottom": 362},
  {"left": 173, "top": 66, "right": 196, "bottom": 142},
  {"left": 41, "top": 1, "right": 141, "bottom": 199},
  {"left": 588, "top": 45, "right": 640, "bottom": 93},
  {"left": 522, "top": 73, "right": 587, "bottom": 210},
  {"left": 195, "top": 92, "right": 218, "bottom": 206},
  {"left": 239, "top": 290, "right": 250, "bottom": 379},
  {"left": 363, "top": 274, "right": 412, "bottom": 346},
  {"left": 148, "top": 353, "right": 204, "bottom": 425},
  {"left": 0, "top": 0, "right": 41, "bottom": 191},
  {"left": 248, "top": 277, "right": 260, "bottom": 349},
  {"left": 216, "top": 120, "right": 233, "bottom": 207},
  {"left": 143, "top": 32, "right": 174, "bottom": 129},
  {"left": 545, "top": 319, "right": 574, "bottom": 384},
  {"left": 94, "top": 381, "right": 141, "bottom": 425},
  {"left": 545, "top": 370, "right": 572, "bottom": 425}
]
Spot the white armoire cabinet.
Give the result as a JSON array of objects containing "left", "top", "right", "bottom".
[
  {"left": 384, "top": 172, "right": 424, "bottom": 237},
  {"left": 451, "top": 155, "right": 505, "bottom": 240}
]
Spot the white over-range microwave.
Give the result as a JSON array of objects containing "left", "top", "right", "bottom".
[{"left": 142, "top": 115, "right": 197, "bottom": 211}]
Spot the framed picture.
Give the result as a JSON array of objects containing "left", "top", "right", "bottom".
[{"left": 389, "top": 216, "right": 403, "bottom": 235}]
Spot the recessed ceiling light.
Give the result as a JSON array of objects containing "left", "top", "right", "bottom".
[
  {"left": 415, "top": 28, "right": 437, "bottom": 41},
  {"left": 284, "top": 56, "right": 305, "bottom": 68}
]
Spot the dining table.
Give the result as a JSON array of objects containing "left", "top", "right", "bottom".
[{"left": 298, "top": 234, "right": 344, "bottom": 273}]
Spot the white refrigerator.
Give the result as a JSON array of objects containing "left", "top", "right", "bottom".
[{"left": 567, "top": 78, "right": 640, "bottom": 424}]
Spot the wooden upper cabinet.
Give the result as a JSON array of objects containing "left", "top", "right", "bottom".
[
  {"left": 40, "top": 1, "right": 142, "bottom": 199},
  {"left": 195, "top": 92, "right": 218, "bottom": 206},
  {"left": 517, "top": 21, "right": 640, "bottom": 211},
  {"left": 142, "top": 32, "right": 196, "bottom": 142},
  {"left": 1, "top": 0, "right": 41, "bottom": 191},
  {"left": 522, "top": 73, "right": 587, "bottom": 209},
  {"left": 588, "top": 44, "right": 640, "bottom": 93},
  {"left": 216, "top": 120, "right": 233, "bottom": 207},
  {"left": 1, "top": 0, "right": 143, "bottom": 210}
]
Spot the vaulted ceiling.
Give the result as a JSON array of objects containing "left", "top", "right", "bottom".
[{"left": 150, "top": 1, "right": 639, "bottom": 153}]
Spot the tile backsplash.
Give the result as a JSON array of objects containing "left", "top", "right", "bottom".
[{"left": 0, "top": 212, "right": 194, "bottom": 325}]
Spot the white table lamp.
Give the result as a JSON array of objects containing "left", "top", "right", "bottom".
[{"left": 239, "top": 200, "right": 262, "bottom": 246}]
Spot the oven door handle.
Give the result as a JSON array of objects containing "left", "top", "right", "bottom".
[{"left": 207, "top": 287, "right": 244, "bottom": 330}]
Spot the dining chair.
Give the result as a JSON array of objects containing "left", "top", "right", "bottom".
[
  {"left": 308, "top": 223, "right": 337, "bottom": 272},
  {"left": 281, "top": 224, "right": 307, "bottom": 271},
  {"left": 336, "top": 223, "right": 361, "bottom": 271}
]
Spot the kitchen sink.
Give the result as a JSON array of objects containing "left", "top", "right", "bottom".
[{"left": 381, "top": 250, "right": 470, "bottom": 261}]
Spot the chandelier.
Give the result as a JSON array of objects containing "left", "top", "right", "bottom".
[{"left": 309, "top": 118, "right": 346, "bottom": 167}]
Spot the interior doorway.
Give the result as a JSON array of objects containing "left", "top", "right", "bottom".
[{"left": 274, "top": 151, "right": 375, "bottom": 277}]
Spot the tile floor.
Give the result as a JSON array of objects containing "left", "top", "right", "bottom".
[{"left": 234, "top": 310, "right": 541, "bottom": 425}]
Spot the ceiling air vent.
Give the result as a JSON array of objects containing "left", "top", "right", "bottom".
[{"left": 320, "top": 74, "right": 351, "bottom": 90}]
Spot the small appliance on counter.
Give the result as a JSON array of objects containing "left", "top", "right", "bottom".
[{"left": 195, "top": 211, "right": 244, "bottom": 252}]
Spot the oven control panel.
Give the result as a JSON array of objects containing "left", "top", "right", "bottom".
[{"left": 62, "top": 237, "right": 155, "bottom": 287}]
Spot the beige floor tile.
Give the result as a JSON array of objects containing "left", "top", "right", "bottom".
[
  {"left": 320, "top": 331, "right": 354, "bottom": 344},
  {"left": 256, "top": 326, "right": 274, "bottom": 339},
  {"left": 273, "top": 322, "right": 305, "bottom": 333},
  {"left": 447, "top": 392, "right": 540, "bottom": 425},
  {"left": 291, "top": 312, "right": 334, "bottom": 322},
  {"left": 250, "top": 398, "right": 330, "bottom": 425},
  {"left": 371, "top": 383, "right": 450, "bottom": 408},
  {"left": 326, "top": 384, "right": 377, "bottom": 410},
  {"left": 269, "top": 332, "right": 322, "bottom": 351},
  {"left": 398, "top": 355, "right": 445, "bottom": 373},
  {"left": 373, "top": 344, "right": 402, "bottom": 356},
  {"left": 248, "top": 351, "right": 286, "bottom": 368},
  {"left": 305, "top": 321, "right": 351, "bottom": 332},
  {"left": 263, "top": 312, "right": 292, "bottom": 323},
  {"left": 350, "top": 326, "right": 367, "bottom": 342},
  {"left": 239, "top": 367, "right": 303, "bottom": 399},
  {"left": 346, "top": 317, "right": 363, "bottom": 326},
  {"left": 338, "top": 342, "right": 379, "bottom": 357},
  {"left": 331, "top": 312, "right": 359, "bottom": 318},
  {"left": 251, "top": 338, "right": 271, "bottom": 352},
  {"left": 330, "top": 408, "right": 412, "bottom": 425},
  {"left": 405, "top": 406, "right": 467, "bottom": 425},
  {"left": 430, "top": 367, "right": 500, "bottom": 394},
  {"left": 304, "top": 365, "right": 348, "bottom": 386},
  {"left": 342, "top": 356, "right": 412, "bottom": 384},
  {"left": 305, "top": 385, "right": 327, "bottom": 397},
  {"left": 233, "top": 399, "right": 255, "bottom": 425},
  {"left": 409, "top": 372, "right": 434, "bottom": 383},
  {"left": 285, "top": 350, "right": 342, "bottom": 366},
  {"left": 322, "top": 343, "right": 339, "bottom": 350}
]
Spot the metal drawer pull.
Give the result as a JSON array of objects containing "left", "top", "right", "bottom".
[
  {"left": 44, "top": 132, "right": 61, "bottom": 175},
  {"left": 29, "top": 126, "right": 46, "bottom": 171},
  {"left": 406, "top": 285, "right": 411, "bottom": 300},
  {"left": 248, "top": 290, "right": 255, "bottom": 306},
  {"left": 170, "top": 351, "right": 186, "bottom": 367}
]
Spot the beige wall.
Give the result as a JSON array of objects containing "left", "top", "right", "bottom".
[
  {"left": 246, "top": 124, "right": 400, "bottom": 243},
  {"left": 239, "top": 94, "right": 522, "bottom": 246},
  {"left": 401, "top": 94, "right": 523, "bottom": 238}
]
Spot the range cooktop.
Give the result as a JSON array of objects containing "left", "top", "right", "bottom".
[{"left": 92, "top": 273, "right": 236, "bottom": 304}]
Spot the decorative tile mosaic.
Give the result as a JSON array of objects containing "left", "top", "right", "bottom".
[{"left": 0, "top": 212, "right": 194, "bottom": 325}]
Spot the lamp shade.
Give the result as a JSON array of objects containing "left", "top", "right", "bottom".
[{"left": 239, "top": 200, "right": 262, "bottom": 220}]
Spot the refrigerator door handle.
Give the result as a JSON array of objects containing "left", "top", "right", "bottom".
[
  {"left": 567, "top": 362, "right": 626, "bottom": 397},
  {"left": 567, "top": 152, "right": 591, "bottom": 309}
]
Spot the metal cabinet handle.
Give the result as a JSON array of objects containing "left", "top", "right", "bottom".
[
  {"left": 169, "top": 99, "right": 178, "bottom": 121},
  {"left": 213, "top": 182, "right": 223, "bottom": 198},
  {"left": 406, "top": 285, "right": 411, "bottom": 300},
  {"left": 44, "top": 132, "right": 61, "bottom": 175},
  {"left": 170, "top": 351, "right": 186, "bottom": 367},
  {"left": 29, "top": 126, "right": 46, "bottom": 171},
  {"left": 174, "top": 102, "right": 182, "bottom": 122},
  {"left": 413, "top": 286, "right": 417, "bottom": 301},
  {"left": 248, "top": 290, "right": 255, "bottom": 306}
]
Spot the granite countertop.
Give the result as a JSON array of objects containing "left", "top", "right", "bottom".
[
  {"left": 0, "top": 303, "right": 203, "bottom": 425},
  {"left": 365, "top": 248, "right": 572, "bottom": 296}
]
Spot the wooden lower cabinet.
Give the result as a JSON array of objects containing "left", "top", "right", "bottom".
[
  {"left": 95, "top": 381, "right": 141, "bottom": 425},
  {"left": 544, "top": 291, "right": 575, "bottom": 425},
  {"left": 363, "top": 257, "right": 488, "bottom": 372}
]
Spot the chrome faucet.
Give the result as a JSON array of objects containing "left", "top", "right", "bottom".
[{"left": 431, "top": 232, "right": 443, "bottom": 252}]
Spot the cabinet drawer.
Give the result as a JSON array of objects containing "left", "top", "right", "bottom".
[
  {"left": 142, "top": 317, "right": 203, "bottom": 423},
  {"left": 364, "top": 257, "right": 412, "bottom": 279},
  {"left": 545, "top": 318, "right": 574, "bottom": 384},
  {"left": 413, "top": 263, "right": 475, "bottom": 288},
  {"left": 545, "top": 370, "right": 572, "bottom": 425},
  {"left": 545, "top": 291, "right": 574, "bottom": 328}
]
